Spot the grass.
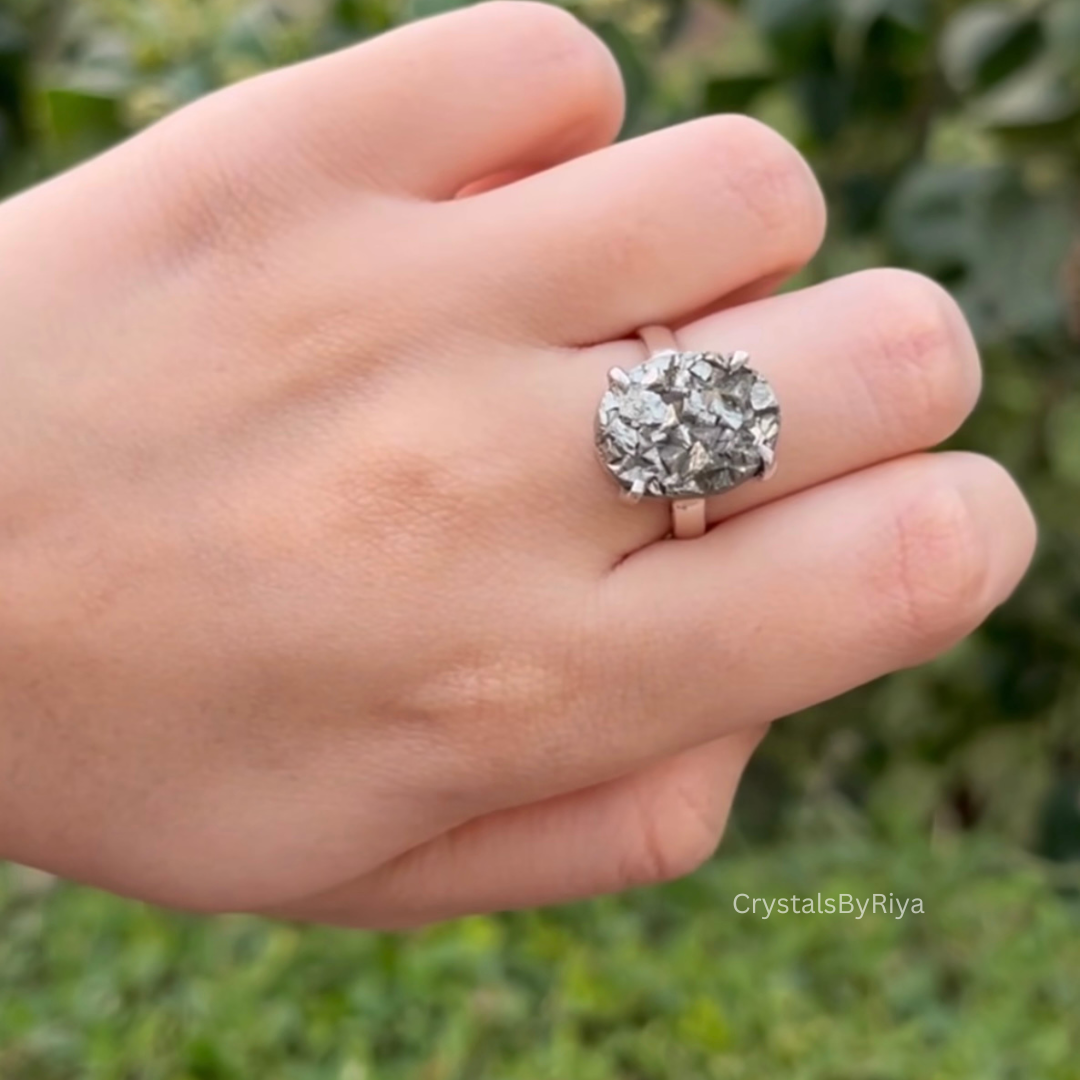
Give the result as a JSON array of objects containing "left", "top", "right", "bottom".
[{"left": 3, "top": 835, "right": 1078, "bottom": 1079}]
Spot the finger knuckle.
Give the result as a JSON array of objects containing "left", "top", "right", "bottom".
[
  {"left": 470, "top": 1, "right": 615, "bottom": 92},
  {"left": 618, "top": 776, "right": 724, "bottom": 888},
  {"left": 413, "top": 653, "right": 561, "bottom": 732},
  {"left": 691, "top": 114, "right": 825, "bottom": 257},
  {"left": 134, "top": 90, "right": 290, "bottom": 268},
  {"left": 856, "top": 270, "right": 981, "bottom": 443},
  {"left": 397, "top": 638, "right": 582, "bottom": 797},
  {"left": 881, "top": 479, "right": 993, "bottom": 658}
]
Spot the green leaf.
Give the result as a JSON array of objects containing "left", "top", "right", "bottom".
[
  {"left": 887, "top": 164, "right": 983, "bottom": 265},
  {"left": 0, "top": 34, "right": 29, "bottom": 167},
  {"left": 1047, "top": 394, "right": 1080, "bottom": 487},
  {"left": 747, "top": 0, "right": 834, "bottom": 37},
  {"left": 657, "top": 0, "right": 694, "bottom": 47},
  {"left": 834, "top": 0, "right": 931, "bottom": 65},
  {"left": 1046, "top": 0, "right": 1080, "bottom": 69},
  {"left": 887, "top": 163, "right": 1074, "bottom": 342},
  {"left": 1038, "top": 777, "right": 1080, "bottom": 861},
  {"left": 960, "top": 180, "right": 1074, "bottom": 343},
  {"left": 940, "top": 2, "right": 1043, "bottom": 93},
  {"left": 837, "top": 0, "right": 929, "bottom": 35},
  {"left": 406, "top": 0, "right": 476, "bottom": 20},
  {"left": 0, "top": 11, "right": 28, "bottom": 54},
  {"left": 41, "top": 87, "right": 125, "bottom": 156},
  {"left": 745, "top": 0, "right": 834, "bottom": 66},
  {"left": 972, "top": 56, "right": 1080, "bottom": 129},
  {"left": 703, "top": 73, "right": 774, "bottom": 113}
]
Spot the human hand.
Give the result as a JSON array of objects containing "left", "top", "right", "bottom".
[{"left": 0, "top": 2, "right": 1035, "bottom": 926}]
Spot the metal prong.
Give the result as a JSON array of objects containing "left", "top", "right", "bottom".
[
  {"left": 760, "top": 453, "right": 778, "bottom": 481},
  {"left": 620, "top": 478, "right": 646, "bottom": 504},
  {"left": 728, "top": 350, "right": 750, "bottom": 370},
  {"left": 608, "top": 366, "right": 631, "bottom": 390}
]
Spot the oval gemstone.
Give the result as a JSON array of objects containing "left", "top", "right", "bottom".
[{"left": 596, "top": 350, "right": 780, "bottom": 499}]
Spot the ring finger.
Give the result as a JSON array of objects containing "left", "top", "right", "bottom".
[{"left": 531, "top": 267, "right": 982, "bottom": 557}]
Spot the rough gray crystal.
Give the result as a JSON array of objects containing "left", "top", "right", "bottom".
[{"left": 596, "top": 350, "right": 780, "bottom": 499}]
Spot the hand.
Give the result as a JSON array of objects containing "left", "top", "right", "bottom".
[{"left": 0, "top": 2, "right": 1034, "bottom": 927}]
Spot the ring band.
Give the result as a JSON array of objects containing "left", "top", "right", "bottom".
[
  {"left": 595, "top": 323, "right": 781, "bottom": 540},
  {"left": 639, "top": 326, "right": 707, "bottom": 540}
]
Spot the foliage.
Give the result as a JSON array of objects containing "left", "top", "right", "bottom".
[{"left": 2, "top": 838, "right": 1079, "bottom": 1078}]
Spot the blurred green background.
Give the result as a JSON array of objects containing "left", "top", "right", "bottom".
[{"left": 1, "top": 0, "right": 1079, "bottom": 1075}]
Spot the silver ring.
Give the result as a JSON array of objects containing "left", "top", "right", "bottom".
[{"left": 595, "top": 325, "right": 781, "bottom": 539}]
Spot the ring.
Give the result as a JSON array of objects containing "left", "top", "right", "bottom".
[{"left": 595, "top": 325, "right": 781, "bottom": 539}]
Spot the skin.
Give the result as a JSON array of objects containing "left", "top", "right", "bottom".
[{"left": 0, "top": 2, "right": 1036, "bottom": 928}]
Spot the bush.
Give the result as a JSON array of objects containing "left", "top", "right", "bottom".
[{"left": 2, "top": 839, "right": 1079, "bottom": 1078}]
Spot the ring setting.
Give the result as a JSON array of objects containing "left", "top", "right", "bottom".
[{"left": 595, "top": 326, "right": 781, "bottom": 538}]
